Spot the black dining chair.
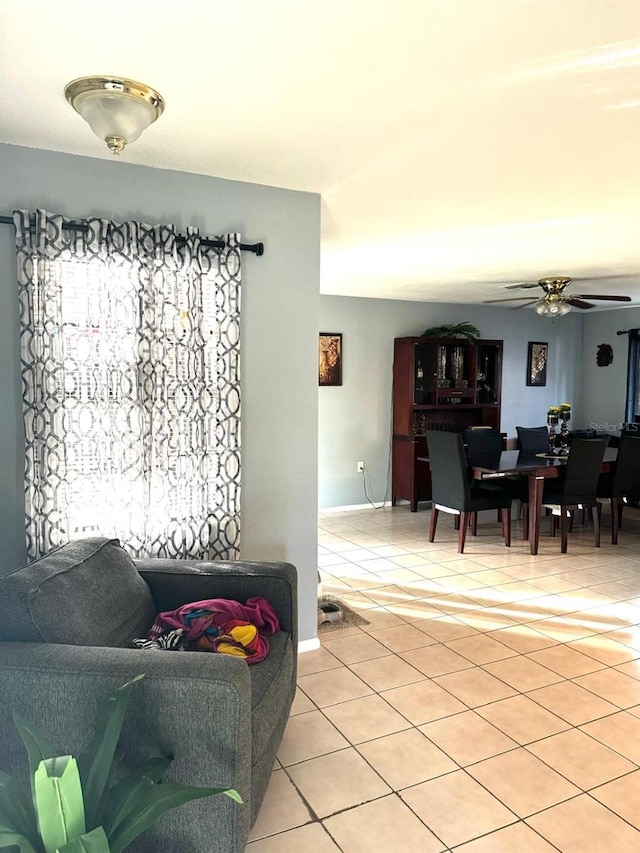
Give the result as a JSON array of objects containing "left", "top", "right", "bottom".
[
  {"left": 621, "top": 423, "right": 640, "bottom": 438},
  {"left": 463, "top": 427, "right": 503, "bottom": 469},
  {"left": 463, "top": 427, "right": 507, "bottom": 518},
  {"left": 516, "top": 426, "right": 549, "bottom": 454},
  {"left": 510, "top": 427, "right": 548, "bottom": 533},
  {"left": 426, "top": 430, "right": 512, "bottom": 553},
  {"left": 541, "top": 437, "right": 609, "bottom": 553},
  {"left": 597, "top": 433, "right": 640, "bottom": 543}
]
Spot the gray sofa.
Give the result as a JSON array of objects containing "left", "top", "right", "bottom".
[{"left": 0, "top": 538, "right": 298, "bottom": 853}]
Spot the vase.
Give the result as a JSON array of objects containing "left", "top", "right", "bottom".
[
  {"left": 452, "top": 346, "right": 464, "bottom": 386},
  {"left": 559, "top": 419, "right": 570, "bottom": 455}
]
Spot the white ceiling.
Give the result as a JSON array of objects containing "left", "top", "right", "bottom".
[{"left": 1, "top": 0, "right": 639, "bottom": 309}]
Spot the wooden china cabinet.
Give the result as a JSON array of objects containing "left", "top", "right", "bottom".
[{"left": 392, "top": 336, "right": 503, "bottom": 510}]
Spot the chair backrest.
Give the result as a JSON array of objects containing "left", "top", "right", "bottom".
[
  {"left": 562, "top": 437, "right": 609, "bottom": 504},
  {"left": 426, "top": 430, "right": 471, "bottom": 510},
  {"left": 463, "top": 427, "right": 502, "bottom": 469},
  {"left": 516, "top": 426, "right": 548, "bottom": 453},
  {"left": 611, "top": 434, "right": 640, "bottom": 499},
  {"left": 621, "top": 423, "right": 640, "bottom": 437}
]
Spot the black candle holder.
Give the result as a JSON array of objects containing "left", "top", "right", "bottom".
[{"left": 547, "top": 414, "right": 559, "bottom": 454}]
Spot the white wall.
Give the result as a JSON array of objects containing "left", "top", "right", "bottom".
[
  {"left": 581, "top": 306, "right": 640, "bottom": 431},
  {"left": 0, "top": 143, "right": 321, "bottom": 643},
  {"left": 319, "top": 295, "right": 584, "bottom": 508}
]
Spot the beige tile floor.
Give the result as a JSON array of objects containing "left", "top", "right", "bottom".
[{"left": 247, "top": 505, "right": 640, "bottom": 852}]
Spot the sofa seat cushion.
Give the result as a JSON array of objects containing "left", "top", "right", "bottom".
[
  {"left": 249, "top": 630, "right": 294, "bottom": 766},
  {"left": 0, "top": 538, "right": 156, "bottom": 647}
]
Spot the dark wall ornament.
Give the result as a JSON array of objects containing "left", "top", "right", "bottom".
[{"left": 596, "top": 343, "right": 614, "bottom": 367}]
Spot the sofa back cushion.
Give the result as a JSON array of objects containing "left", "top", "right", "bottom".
[{"left": 0, "top": 538, "right": 156, "bottom": 647}]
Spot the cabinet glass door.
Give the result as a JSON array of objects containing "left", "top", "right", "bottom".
[
  {"left": 414, "top": 343, "right": 437, "bottom": 404},
  {"left": 475, "top": 344, "right": 500, "bottom": 404},
  {"left": 436, "top": 343, "right": 474, "bottom": 404}
]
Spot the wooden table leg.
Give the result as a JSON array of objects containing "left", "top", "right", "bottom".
[{"left": 529, "top": 475, "right": 545, "bottom": 555}]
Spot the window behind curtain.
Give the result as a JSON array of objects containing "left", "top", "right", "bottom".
[{"left": 15, "top": 210, "right": 241, "bottom": 561}]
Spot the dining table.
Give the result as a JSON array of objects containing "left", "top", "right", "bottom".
[{"left": 471, "top": 448, "right": 618, "bottom": 555}]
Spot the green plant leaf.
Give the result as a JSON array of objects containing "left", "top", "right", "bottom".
[
  {"left": 0, "top": 825, "right": 39, "bottom": 853},
  {"left": 76, "top": 676, "right": 144, "bottom": 831},
  {"left": 55, "top": 826, "right": 111, "bottom": 853},
  {"left": 0, "top": 771, "right": 40, "bottom": 850},
  {"left": 99, "top": 758, "right": 171, "bottom": 838},
  {"left": 34, "top": 758, "right": 85, "bottom": 853},
  {"left": 13, "top": 713, "right": 57, "bottom": 815},
  {"left": 421, "top": 322, "right": 481, "bottom": 343},
  {"left": 108, "top": 783, "right": 242, "bottom": 853},
  {"left": 99, "top": 777, "right": 154, "bottom": 842}
]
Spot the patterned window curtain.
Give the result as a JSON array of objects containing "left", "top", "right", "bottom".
[
  {"left": 625, "top": 329, "right": 640, "bottom": 424},
  {"left": 14, "top": 209, "right": 241, "bottom": 561}
]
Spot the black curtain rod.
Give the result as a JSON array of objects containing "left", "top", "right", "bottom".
[{"left": 0, "top": 214, "right": 264, "bottom": 256}]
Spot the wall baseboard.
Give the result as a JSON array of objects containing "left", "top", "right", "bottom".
[
  {"left": 298, "top": 637, "right": 321, "bottom": 654},
  {"left": 319, "top": 500, "right": 393, "bottom": 513}
]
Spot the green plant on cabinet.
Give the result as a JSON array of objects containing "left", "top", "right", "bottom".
[{"left": 420, "top": 322, "right": 481, "bottom": 344}]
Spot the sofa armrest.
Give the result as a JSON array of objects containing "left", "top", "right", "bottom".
[
  {"left": 135, "top": 559, "right": 297, "bottom": 647},
  {"left": 0, "top": 642, "right": 252, "bottom": 852}
]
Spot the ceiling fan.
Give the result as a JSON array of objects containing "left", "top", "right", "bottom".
[{"left": 483, "top": 276, "right": 631, "bottom": 316}]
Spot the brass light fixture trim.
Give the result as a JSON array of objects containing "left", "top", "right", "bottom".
[
  {"left": 538, "top": 276, "right": 572, "bottom": 295},
  {"left": 64, "top": 76, "right": 165, "bottom": 155}
]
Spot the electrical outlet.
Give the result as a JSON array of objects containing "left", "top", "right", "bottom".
[{"left": 357, "top": 461, "right": 365, "bottom": 472}]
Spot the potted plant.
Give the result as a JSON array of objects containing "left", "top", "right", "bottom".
[
  {"left": 0, "top": 675, "right": 241, "bottom": 852},
  {"left": 420, "top": 322, "right": 481, "bottom": 343}
]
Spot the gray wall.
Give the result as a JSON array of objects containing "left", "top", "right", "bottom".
[
  {"left": 0, "top": 144, "right": 320, "bottom": 643},
  {"left": 581, "top": 306, "right": 640, "bottom": 431},
  {"left": 319, "top": 295, "right": 584, "bottom": 508}
]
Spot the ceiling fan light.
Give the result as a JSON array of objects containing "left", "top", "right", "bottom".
[
  {"left": 65, "top": 76, "right": 165, "bottom": 155},
  {"left": 534, "top": 295, "right": 572, "bottom": 317}
]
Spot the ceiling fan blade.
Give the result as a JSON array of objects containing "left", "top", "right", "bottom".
[
  {"left": 504, "top": 282, "right": 540, "bottom": 290},
  {"left": 566, "top": 298, "right": 595, "bottom": 309},
  {"left": 510, "top": 300, "right": 539, "bottom": 309},
  {"left": 483, "top": 296, "right": 538, "bottom": 303},
  {"left": 572, "top": 294, "right": 631, "bottom": 302}
]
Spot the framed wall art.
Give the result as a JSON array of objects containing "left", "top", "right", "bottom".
[
  {"left": 319, "top": 333, "right": 342, "bottom": 386},
  {"left": 527, "top": 341, "right": 548, "bottom": 387}
]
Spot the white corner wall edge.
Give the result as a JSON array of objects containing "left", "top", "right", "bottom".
[{"left": 298, "top": 637, "right": 321, "bottom": 653}]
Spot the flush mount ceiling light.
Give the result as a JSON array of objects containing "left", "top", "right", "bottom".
[{"left": 64, "top": 76, "right": 165, "bottom": 155}]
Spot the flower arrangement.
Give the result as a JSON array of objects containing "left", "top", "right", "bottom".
[
  {"left": 559, "top": 403, "right": 572, "bottom": 420},
  {"left": 548, "top": 403, "right": 571, "bottom": 424}
]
